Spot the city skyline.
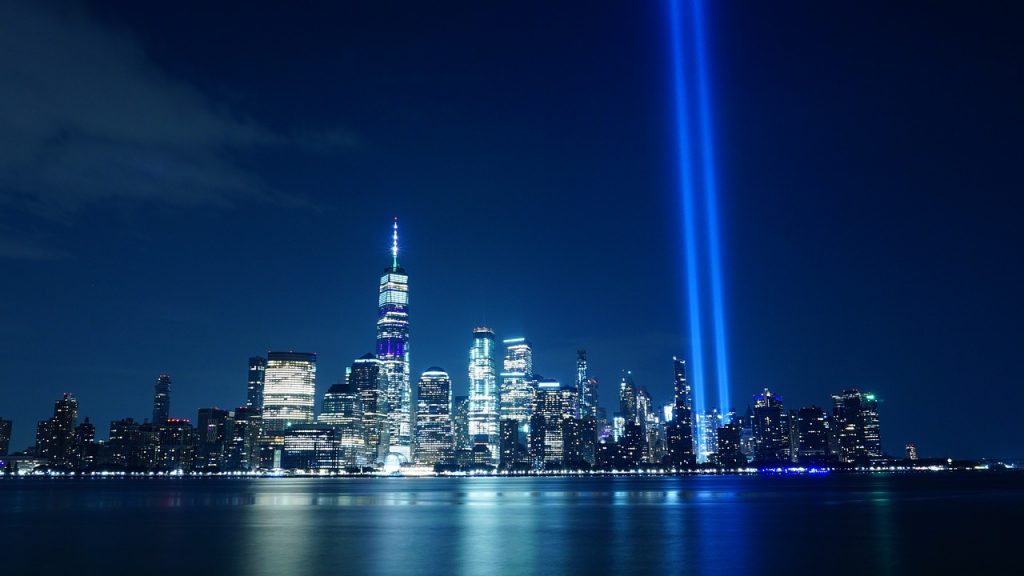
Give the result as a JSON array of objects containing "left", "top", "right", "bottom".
[
  {"left": 0, "top": 2, "right": 1021, "bottom": 460},
  {"left": 0, "top": 216, "right": 1010, "bottom": 460},
  {"left": 0, "top": 220, "right": 925, "bottom": 470}
]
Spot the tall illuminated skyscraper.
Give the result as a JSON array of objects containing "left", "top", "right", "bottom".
[
  {"left": 528, "top": 378, "right": 578, "bottom": 468},
  {"left": 262, "top": 352, "right": 317, "bottom": 433},
  {"left": 666, "top": 356, "right": 695, "bottom": 466},
  {"left": 831, "top": 389, "right": 881, "bottom": 463},
  {"left": 499, "top": 338, "right": 533, "bottom": 427},
  {"left": 577, "top": 350, "right": 598, "bottom": 419},
  {"left": 319, "top": 382, "right": 366, "bottom": 467},
  {"left": 152, "top": 374, "right": 171, "bottom": 424},
  {"left": 348, "top": 353, "right": 387, "bottom": 464},
  {"left": 468, "top": 327, "right": 498, "bottom": 462},
  {"left": 619, "top": 371, "right": 637, "bottom": 424},
  {"left": 246, "top": 356, "right": 266, "bottom": 411},
  {"left": 695, "top": 408, "right": 721, "bottom": 463},
  {"left": 376, "top": 219, "right": 411, "bottom": 459},
  {"left": 35, "top": 393, "right": 78, "bottom": 468},
  {"left": 752, "top": 388, "right": 790, "bottom": 464},
  {"left": 415, "top": 368, "right": 453, "bottom": 466}
]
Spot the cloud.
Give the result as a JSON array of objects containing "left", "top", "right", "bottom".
[{"left": 0, "top": 1, "right": 351, "bottom": 246}]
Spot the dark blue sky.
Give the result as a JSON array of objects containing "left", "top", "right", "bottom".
[{"left": 1, "top": 1, "right": 1020, "bottom": 458}]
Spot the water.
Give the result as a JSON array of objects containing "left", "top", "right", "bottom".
[{"left": 1, "top": 473, "right": 1020, "bottom": 575}]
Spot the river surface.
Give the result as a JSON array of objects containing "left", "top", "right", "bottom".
[{"left": 1, "top": 473, "right": 1020, "bottom": 575}]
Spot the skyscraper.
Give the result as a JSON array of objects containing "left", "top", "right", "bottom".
[
  {"left": 714, "top": 423, "right": 746, "bottom": 468},
  {"left": 666, "top": 357, "right": 695, "bottom": 467},
  {"left": 225, "top": 407, "right": 261, "bottom": 471},
  {"left": 36, "top": 393, "right": 78, "bottom": 468},
  {"left": 262, "top": 352, "right": 317, "bottom": 433},
  {"left": 247, "top": 356, "right": 266, "bottom": 411},
  {"left": 452, "top": 395, "right": 470, "bottom": 454},
  {"left": 468, "top": 327, "right": 499, "bottom": 463},
  {"left": 0, "top": 419, "right": 11, "bottom": 457},
  {"left": 528, "top": 378, "right": 579, "bottom": 469},
  {"left": 196, "top": 407, "right": 232, "bottom": 471},
  {"left": 577, "top": 350, "right": 599, "bottom": 418},
  {"left": 619, "top": 370, "right": 637, "bottom": 424},
  {"left": 376, "top": 219, "right": 411, "bottom": 459},
  {"left": 831, "top": 390, "right": 882, "bottom": 464},
  {"left": 348, "top": 353, "right": 387, "bottom": 464},
  {"left": 796, "top": 406, "right": 830, "bottom": 464},
  {"left": 319, "top": 382, "right": 365, "bottom": 467},
  {"left": 752, "top": 389, "right": 791, "bottom": 464},
  {"left": 152, "top": 374, "right": 171, "bottom": 424},
  {"left": 695, "top": 409, "right": 722, "bottom": 463},
  {"left": 499, "top": 338, "right": 534, "bottom": 428},
  {"left": 73, "top": 417, "right": 97, "bottom": 470},
  {"left": 415, "top": 368, "right": 453, "bottom": 466}
]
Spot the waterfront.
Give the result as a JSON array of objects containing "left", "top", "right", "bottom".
[{"left": 1, "top": 473, "right": 1020, "bottom": 575}]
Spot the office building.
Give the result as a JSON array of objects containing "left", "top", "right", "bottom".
[
  {"left": 468, "top": 327, "right": 499, "bottom": 463},
  {"left": 35, "top": 393, "right": 78, "bottom": 468},
  {"left": 577, "top": 350, "right": 599, "bottom": 419},
  {"left": 152, "top": 374, "right": 171, "bottom": 424},
  {"left": 714, "top": 423, "right": 746, "bottom": 467},
  {"left": 348, "top": 353, "right": 386, "bottom": 464},
  {"left": 452, "top": 395, "right": 470, "bottom": 456},
  {"left": 196, "top": 408, "right": 232, "bottom": 471},
  {"left": 320, "top": 382, "right": 366, "bottom": 467},
  {"left": 282, "top": 425, "right": 344, "bottom": 470},
  {"left": 796, "top": 406, "right": 830, "bottom": 464},
  {"left": 225, "top": 407, "right": 261, "bottom": 471},
  {"left": 262, "top": 351, "right": 317, "bottom": 433},
  {"left": 832, "top": 389, "right": 882, "bottom": 463},
  {"left": 666, "top": 357, "right": 696, "bottom": 467},
  {"left": 695, "top": 409, "right": 722, "bottom": 464},
  {"left": 415, "top": 368, "right": 453, "bottom": 466},
  {"left": 528, "top": 378, "right": 579, "bottom": 468},
  {"left": 247, "top": 356, "right": 266, "bottom": 411},
  {"left": 752, "top": 389, "right": 791, "bottom": 464},
  {"left": 376, "top": 219, "right": 412, "bottom": 457},
  {"left": 0, "top": 419, "right": 11, "bottom": 457},
  {"left": 619, "top": 371, "right": 637, "bottom": 425},
  {"left": 155, "top": 418, "right": 195, "bottom": 471},
  {"left": 499, "top": 338, "right": 534, "bottom": 429}
]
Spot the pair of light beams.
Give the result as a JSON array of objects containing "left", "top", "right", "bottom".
[{"left": 668, "top": 0, "right": 731, "bottom": 420}]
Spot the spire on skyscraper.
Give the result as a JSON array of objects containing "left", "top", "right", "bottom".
[{"left": 391, "top": 217, "right": 399, "bottom": 269}]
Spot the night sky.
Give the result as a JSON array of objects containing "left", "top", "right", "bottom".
[{"left": 1, "top": 1, "right": 1020, "bottom": 458}]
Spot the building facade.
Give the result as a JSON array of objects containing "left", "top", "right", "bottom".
[
  {"left": 415, "top": 368, "right": 453, "bottom": 466},
  {"left": 796, "top": 406, "right": 830, "bottom": 463},
  {"left": 499, "top": 338, "right": 534, "bottom": 429},
  {"left": 831, "top": 390, "right": 881, "bottom": 463},
  {"left": 319, "top": 382, "right": 366, "bottom": 467},
  {"left": 752, "top": 389, "right": 791, "bottom": 464},
  {"left": 348, "top": 353, "right": 387, "bottom": 465},
  {"left": 152, "top": 374, "right": 171, "bottom": 424},
  {"left": 468, "top": 327, "right": 499, "bottom": 463},
  {"left": 36, "top": 393, "right": 78, "bottom": 468},
  {"left": 666, "top": 357, "right": 696, "bottom": 467},
  {"left": 247, "top": 356, "right": 266, "bottom": 411},
  {"left": 376, "top": 219, "right": 412, "bottom": 458},
  {"left": 262, "top": 352, "right": 317, "bottom": 433}
]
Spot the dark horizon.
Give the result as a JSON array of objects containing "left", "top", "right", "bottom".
[{"left": 1, "top": 1, "right": 1022, "bottom": 459}]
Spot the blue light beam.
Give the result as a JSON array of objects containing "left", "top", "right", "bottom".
[
  {"left": 691, "top": 0, "right": 732, "bottom": 419},
  {"left": 668, "top": 0, "right": 706, "bottom": 417}
]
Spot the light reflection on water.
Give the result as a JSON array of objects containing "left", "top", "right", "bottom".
[{"left": 0, "top": 474, "right": 1019, "bottom": 576}]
